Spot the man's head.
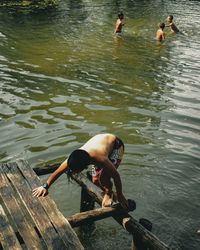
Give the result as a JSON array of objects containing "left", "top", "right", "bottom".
[
  {"left": 160, "top": 23, "right": 165, "bottom": 29},
  {"left": 118, "top": 12, "right": 124, "bottom": 19},
  {"left": 67, "top": 149, "right": 90, "bottom": 173},
  {"left": 168, "top": 15, "right": 173, "bottom": 22}
]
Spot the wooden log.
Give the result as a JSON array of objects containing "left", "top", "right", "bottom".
[
  {"left": 131, "top": 218, "right": 153, "bottom": 250},
  {"left": 33, "top": 162, "right": 61, "bottom": 176},
  {"left": 68, "top": 200, "right": 136, "bottom": 228}
]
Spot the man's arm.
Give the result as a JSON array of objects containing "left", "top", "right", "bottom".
[
  {"left": 46, "top": 159, "right": 68, "bottom": 187},
  {"left": 102, "top": 157, "right": 128, "bottom": 209},
  {"left": 32, "top": 159, "right": 68, "bottom": 197}
]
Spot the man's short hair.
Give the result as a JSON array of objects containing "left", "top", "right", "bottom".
[
  {"left": 160, "top": 23, "right": 165, "bottom": 29},
  {"left": 67, "top": 149, "right": 90, "bottom": 173},
  {"left": 118, "top": 12, "right": 124, "bottom": 18},
  {"left": 168, "top": 15, "right": 173, "bottom": 20}
]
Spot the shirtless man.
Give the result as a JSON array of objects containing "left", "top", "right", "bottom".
[
  {"left": 33, "top": 133, "right": 128, "bottom": 209},
  {"left": 156, "top": 23, "right": 165, "bottom": 42},
  {"left": 115, "top": 12, "right": 126, "bottom": 34},
  {"left": 166, "top": 15, "right": 179, "bottom": 33}
]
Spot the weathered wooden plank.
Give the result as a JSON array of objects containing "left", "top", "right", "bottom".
[
  {"left": 70, "top": 172, "right": 103, "bottom": 204},
  {"left": 0, "top": 205, "right": 22, "bottom": 250},
  {"left": 2, "top": 162, "right": 66, "bottom": 250},
  {"left": 0, "top": 165, "right": 44, "bottom": 250},
  {"left": 68, "top": 199, "right": 136, "bottom": 227},
  {"left": 16, "top": 159, "right": 84, "bottom": 250}
]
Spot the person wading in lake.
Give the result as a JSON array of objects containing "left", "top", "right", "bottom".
[
  {"left": 156, "top": 22, "right": 165, "bottom": 42},
  {"left": 114, "top": 12, "right": 126, "bottom": 34},
  {"left": 165, "top": 15, "right": 179, "bottom": 33},
  {"left": 33, "top": 133, "right": 128, "bottom": 209}
]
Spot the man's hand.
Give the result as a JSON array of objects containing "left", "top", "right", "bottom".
[
  {"left": 102, "top": 193, "right": 113, "bottom": 207},
  {"left": 117, "top": 193, "right": 129, "bottom": 209},
  {"left": 32, "top": 186, "right": 48, "bottom": 197}
]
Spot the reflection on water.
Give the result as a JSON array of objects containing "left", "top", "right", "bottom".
[{"left": 0, "top": 0, "right": 200, "bottom": 249}]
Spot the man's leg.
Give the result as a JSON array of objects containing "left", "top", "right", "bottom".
[
  {"left": 101, "top": 136, "right": 124, "bottom": 206},
  {"left": 99, "top": 169, "right": 114, "bottom": 207},
  {"left": 92, "top": 136, "right": 124, "bottom": 206}
]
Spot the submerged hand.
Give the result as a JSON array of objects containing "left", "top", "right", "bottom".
[{"left": 32, "top": 186, "right": 48, "bottom": 197}]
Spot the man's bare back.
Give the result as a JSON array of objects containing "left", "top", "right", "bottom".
[
  {"left": 168, "top": 22, "right": 179, "bottom": 33},
  {"left": 81, "top": 133, "right": 115, "bottom": 162},
  {"left": 156, "top": 23, "right": 165, "bottom": 42}
]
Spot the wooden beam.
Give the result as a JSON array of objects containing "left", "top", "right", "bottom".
[
  {"left": 33, "top": 163, "right": 61, "bottom": 176},
  {"left": 68, "top": 199, "right": 136, "bottom": 227}
]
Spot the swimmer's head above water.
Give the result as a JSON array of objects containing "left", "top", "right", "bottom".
[
  {"left": 167, "top": 15, "right": 173, "bottom": 22},
  {"left": 159, "top": 22, "right": 165, "bottom": 29},
  {"left": 118, "top": 12, "right": 124, "bottom": 19}
]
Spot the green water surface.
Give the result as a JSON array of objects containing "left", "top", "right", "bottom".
[{"left": 0, "top": 0, "right": 200, "bottom": 249}]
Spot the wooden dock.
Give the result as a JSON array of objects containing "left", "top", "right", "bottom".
[
  {"left": 0, "top": 159, "right": 83, "bottom": 250},
  {"left": 0, "top": 159, "right": 171, "bottom": 250}
]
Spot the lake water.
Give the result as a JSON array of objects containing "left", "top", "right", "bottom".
[{"left": 0, "top": 0, "right": 200, "bottom": 249}]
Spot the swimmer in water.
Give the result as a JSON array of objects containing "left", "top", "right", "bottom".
[
  {"left": 156, "top": 23, "right": 165, "bottom": 42},
  {"left": 165, "top": 15, "right": 179, "bottom": 33},
  {"left": 115, "top": 12, "right": 126, "bottom": 34}
]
